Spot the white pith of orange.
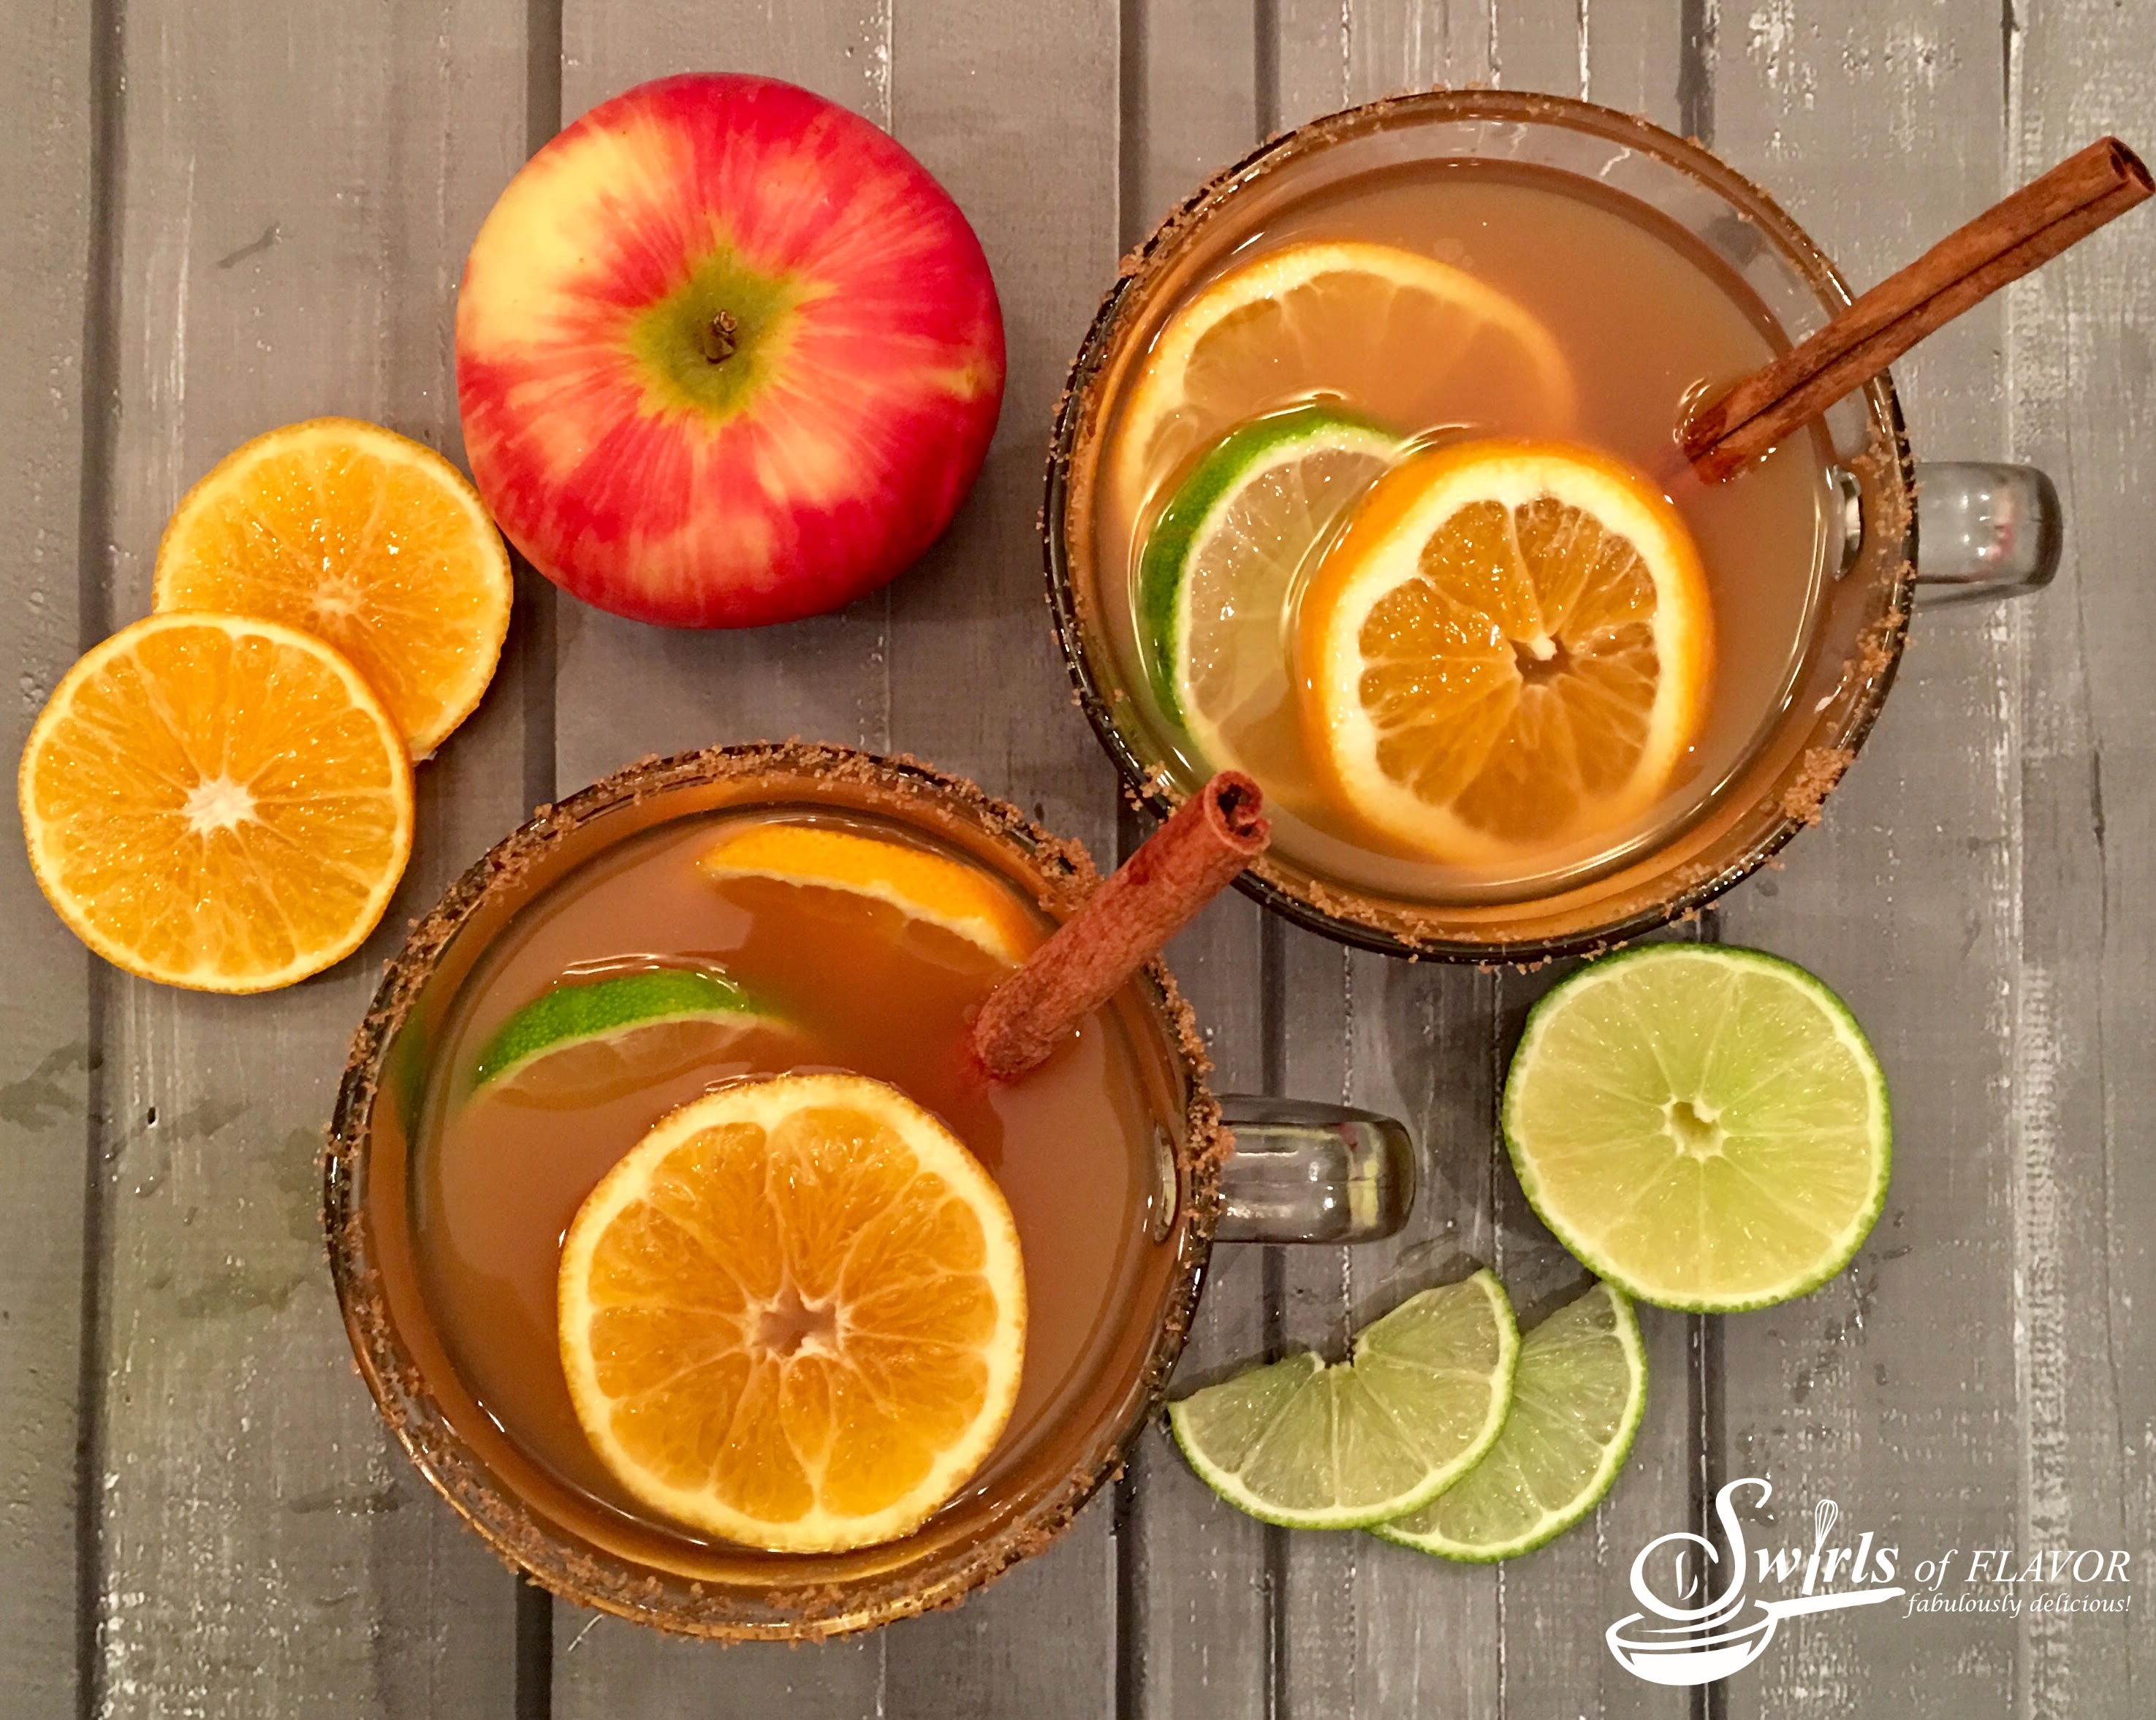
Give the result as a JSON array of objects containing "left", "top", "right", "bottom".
[
  {"left": 1109, "top": 240, "right": 1575, "bottom": 522},
  {"left": 18, "top": 612, "right": 414, "bottom": 992}
]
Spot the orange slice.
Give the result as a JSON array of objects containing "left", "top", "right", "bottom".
[
  {"left": 1298, "top": 438, "right": 1713, "bottom": 864},
  {"left": 152, "top": 417, "right": 512, "bottom": 758},
  {"left": 1110, "top": 240, "right": 1574, "bottom": 521},
  {"left": 18, "top": 613, "right": 414, "bottom": 992},
  {"left": 698, "top": 823, "right": 1043, "bottom": 965},
  {"left": 557, "top": 1073, "right": 1027, "bottom": 1552}
]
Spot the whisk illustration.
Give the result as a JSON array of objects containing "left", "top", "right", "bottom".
[{"left": 1606, "top": 1481, "right": 1905, "bottom": 1687}]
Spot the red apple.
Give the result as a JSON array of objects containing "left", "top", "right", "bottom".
[{"left": 455, "top": 74, "right": 1006, "bottom": 628}]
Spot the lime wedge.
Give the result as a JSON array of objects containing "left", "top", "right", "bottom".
[
  {"left": 471, "top": 967, "right": 779, "bottom": 1106},
  {"left": 1137, "top": 404, "right": 1397, "bottom": 771},
  {"left": 1503, "top": 944, "right": 1891, "bottom": 1312},
  {"left": 1166, "top": 1268, "right": 1518, "bottom": 1530},
  {"left": 1375, "top": 1281, "right": 1644, "bottom": 1561}
]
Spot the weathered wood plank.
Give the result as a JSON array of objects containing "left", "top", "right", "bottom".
[
  {"left": 2005, "top": 0, "right": 2156, "bottom": 1711},
  {"left": 876, "top": 0, "right": 1126, "bottom": 1708},
  {"left": 878, "top": 0, "right": 1120, "bottom": 840},
  {"left": 87, "top": 0, "right": 531, "bottom": 1711},
  {"left": 1272, "top": 951, "right": 1698, "bottom": 1720},
  {"left": 1264, "top": 10, "right": 1699, "bottom": 1716},
  {"left": 1345, "top": 0, "right": 1493, "bottom": 101},
  {"left": 1115, "top": 8, "right": 1274, "bottom": 1716},
  {"left": 1483, "top": 21, "right": 1700, "bottom": 1720},
  {"left": 1264, "top": 15, "right": 1497, "bottom": 1706},
  {"left": 1272, "top": 929, "right": 1506, "bottom": 1720},
  {"left": 1707, "top": 1, "right": 2023, "bottom": 1713},
  {"left": 550, "top": 0, "right": 1127, "bottom": 1711},
  {"left": 0, "top": 0, "right": 98, "bottom": 1711},
  {"left": 547, "top": 7, "right": 900, "bottom": 1713},
  {"left": 551, "top": 1, "right": 897, "bottom": 792}
]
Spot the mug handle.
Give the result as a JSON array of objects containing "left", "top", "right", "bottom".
[
  {"left": 1206, "top": 468, "right": 2060, "bottom": 1238},
  {"left": 1212, "top": 1096, "right": 1419, "bottom": 1244},
  {"left": 1911, "top": 462, "right": 2062, "bottom": 606}
]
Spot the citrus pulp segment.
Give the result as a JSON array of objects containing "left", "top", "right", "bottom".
[
  {"left": 699, "top": 822, "right": 1042, "bottom": 965},
  {"left": 1375, "top": 1281, "right": 1645, "bottom": 1561},
  {"left": 1297, "top": 438, "right": 1713, "bottom": 864},
  {"left": 1166, "top": 1268, "right": 1518, "bottom": 1529},
  {"left": 152, "top": 418, "right": 513, "bottom": 758},
  {"left": 1137, "top": 405, "right": 1398, "bottom": 774},
  {"left": 1109, "top": 240, "right": 1574, "bottom": 522},
  {"left": 1503, "top": 944, "right": 1891, "bottom": 1312},
  {"left": 557, "top": 1073, "right": 1026, "bottom": 1552},
  {"left": 18, "top": 613, "right": 414, "bottom": 993},
  {"left": 471, "top": 967, "right": 782, "bottom": 1106}
]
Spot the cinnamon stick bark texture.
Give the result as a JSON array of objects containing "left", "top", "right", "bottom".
[
  {"left": 1684, "top": 136, "right": 2152, "bottom": 482},
  {"left": 970, "top": 772, "right": 1270, "bottom": 1080}
]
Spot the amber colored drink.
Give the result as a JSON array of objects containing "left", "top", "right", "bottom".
[
  {"left": 411, "top": 804, "right": 1158, "bottom": 1545},
  {"left": 1092, "top": 158, "right": 1838, "bottom": 900}
]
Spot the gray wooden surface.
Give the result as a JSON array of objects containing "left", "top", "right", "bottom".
[{"left": 2, "top": 0, "right": 2150, "bottom": 1716}]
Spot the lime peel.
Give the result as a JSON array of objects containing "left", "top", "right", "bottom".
[
  {"left": 1374, "top": 1280, "right": 1646, "bottom": 1563},
  {"left": 1503, "top": 943, "right": 1891, "bottom": 1313},
  {"left": 1137, "top": 404, "right": 1399, "bottom": 747},
  {"left": 1166, "top": 1268, "right": 1519, "bottom": 1531},
  {"left": 473, "top": 967, "right": 773, "bottom": 1091}
]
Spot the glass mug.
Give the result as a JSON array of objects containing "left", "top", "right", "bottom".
[
  {"left": 1046, "top": 90, "right": 2060, "bottom": 962},
  {"left": 324, "top": 742, "right": 1414, "bottom": 1640}
]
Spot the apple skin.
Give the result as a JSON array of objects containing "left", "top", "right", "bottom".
[{"left": 456, "top": 74, "right": 1006, "bottom": 628}]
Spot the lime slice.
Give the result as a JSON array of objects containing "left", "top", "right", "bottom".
[
  {"left": 1375, "top": 1281, "right": 1645, "bottom": 1561},
  {"left": 1166, "top": 1268, "right": 1518, "bottom": 1529},
  {"left": 1503, "top": 943, "right": 1892, "bottom": 1312},
  {"left": 1137, "top": 404, "right": 1397, "bottom": 771},
  {"left": 471, "top": 967, "right": 780, "bottom": 1106}
]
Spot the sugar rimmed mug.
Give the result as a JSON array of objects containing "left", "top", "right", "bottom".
[
  {"left": 1045, "top": 90, "right": 2059, "bottom": 962},
  {"left": 324, "top": 742, "right": 1413, "bottom": 1640}
]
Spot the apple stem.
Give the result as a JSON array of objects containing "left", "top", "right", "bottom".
[{"left": 697, "top": 311, "right": 740, "bottom": 364}]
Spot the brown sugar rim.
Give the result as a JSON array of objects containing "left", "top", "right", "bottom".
[
  {"left": 1042, "top": 88, "right": 1918, "bottom": 967},
  {"left": 325, "top": 740, "right": 1225, "bottom": 1640}
]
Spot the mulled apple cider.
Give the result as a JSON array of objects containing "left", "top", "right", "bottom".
[
  {"left": 1091, "top": 161, "right": 1832, "bottom": 895},
  {"left": 1051, "top": 93, "right": 1921, "bottom": 959},
  {"left": 419, "top": 808, "right": 1151, "bottom": 1539},
  {"left": 328, "top": 747, "right": 1219, "bottom": 1638}
]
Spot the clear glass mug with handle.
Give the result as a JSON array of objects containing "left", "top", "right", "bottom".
[
  {"left": 1045, "top": 90, "right": 2060, "bottom": 963},
  {"left": 324, "top": 742, "right": 1413, "bottom": 1640}
]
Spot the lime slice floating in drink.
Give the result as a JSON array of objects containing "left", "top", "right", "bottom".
[
  {"left": 1503, "top": 944, "right": 1892, "bottom": 1312},
  {"left": 471, "top": 967, "right": 782, "bottom": 1106},
  {"left": 1137, "top": 404, "right": 1398, "bottom": 774},
  {"left": 1166, "top": 1268, "right": 1518, "bottom": 1529},
  {"left": 1375, "top": 1280, "right": 1645, "bottom": 1562}
]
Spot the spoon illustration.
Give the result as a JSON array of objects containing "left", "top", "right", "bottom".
[{"left": 1605, "top": 1480, "right": 1905, "bottom": 1688}]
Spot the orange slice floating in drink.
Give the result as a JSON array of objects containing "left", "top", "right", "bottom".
[
  {"left": 153, "top": 417, "right": 513, "bottom": 758},
  {"left": 1297, "top": 438, "right": 1713, "bottom": 866},
  {"left": 556, "top": 1073, "right": 1027, "bottom": 1552},
  {"left": 18, "top": 612, "right": 414, "bottom": 992},
  {"left": 1110, "top": 240, "right": 1575, "bottom": 520},
  {"left": 699, "top": 823, "right": 1042, "bottom": 965}
]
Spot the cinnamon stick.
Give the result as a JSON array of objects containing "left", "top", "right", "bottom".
[
  {"left": 970, "top": 772, "right": 1269, "bottom": 1080},
  {"left": 1684, "top": 137, "right": 2152, "bottom": 482}
]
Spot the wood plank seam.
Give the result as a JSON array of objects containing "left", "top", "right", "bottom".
[{"left": 72, "top": 0, "right": 126, "bottom": 1709}]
